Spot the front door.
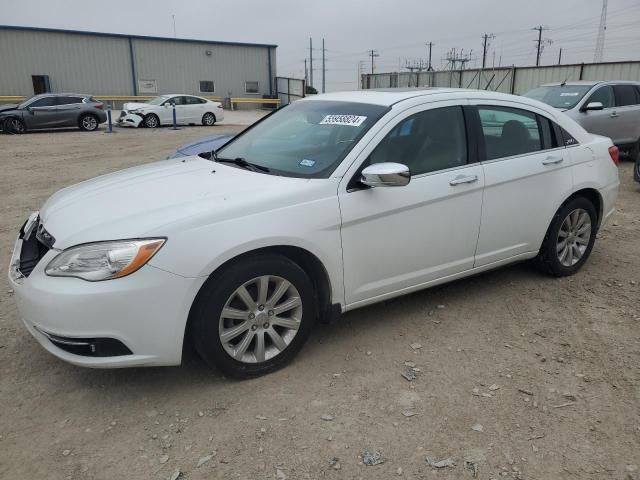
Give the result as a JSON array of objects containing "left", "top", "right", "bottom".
[
  {"left": 23, "top": 96, "right": 60, "bottom": 129},
  {"left": 339, "top": 102, "right": 484, "bottom": 307},
  {"left": 578, "top": 85, "right": 619, "bottom": 143}
]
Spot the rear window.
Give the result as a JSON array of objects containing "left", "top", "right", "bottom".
[{"left": 524, "top": 85, "right": 592, "bottom": 109}]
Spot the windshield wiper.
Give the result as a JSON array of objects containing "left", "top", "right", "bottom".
[{"left": 215, "top": 156, "right": 270, "bottom": 173}]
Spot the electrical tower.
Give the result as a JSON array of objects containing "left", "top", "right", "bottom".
[
  {"left": 446, "top": 49, "right": 472, "bottom": 70},
  {"left": 309, "top": 38, "right": 313, "bottom": 87},
  {"left": 322, "top": 38, "right": 326, "bottom": 93},
  {"left": 594, "top": 0, "right": 608, "bottom": 62}
]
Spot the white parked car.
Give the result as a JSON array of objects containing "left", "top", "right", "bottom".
[
  {"left": 9, "top": 89, "right": 619, "bottom": 378},
  {"left": 119, "top": 94, "right": 224, "bottom": 128}
]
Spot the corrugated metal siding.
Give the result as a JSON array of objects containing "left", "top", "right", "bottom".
[
  {"left": 363, "top": 61, "right": 640, "bottom": 95},
  {"left": 132, "top": 38, "right": 272, "bottom": 97},
  {"left": 0, "top": 29, "right": 132, "bottom": 95},
  {"left": 0, "top": 28, "right": 275, "bottom": 98}
]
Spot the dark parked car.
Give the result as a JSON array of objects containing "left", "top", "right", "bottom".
[
  {"left": 168, "top": 133, "right": 235, "bottom": 159},
  {"left": 0, "top": 93, "right": 107, "bottom": 133}
]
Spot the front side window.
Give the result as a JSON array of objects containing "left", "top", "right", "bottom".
[
  {"left": 585, "top": 85, "right": 614, "bottom": 108},
  {"left": 217, "top": 100, "right": 388, "bottom": 178},
  {"left": 368, "top": 106, "right": 467, "bottom": 176},
  {"left": 199, "top": 81, "right": 215, "bottom": 93},
  {"left": 245, "top": 81, "right": 259, "bottom": 94},
  {"left": 613, "top": 85, "right": 639, "bottom": 107},
  {"left": 478, "top": 106, "right": 541, "bottom": 160},
  {"left": 146, "top": 96, "right": 171, "bottom": 106},
  {"left": 28, "top": 96, "right": 57, "bottom": 108}
]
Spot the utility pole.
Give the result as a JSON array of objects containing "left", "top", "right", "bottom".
[
  {"left": 309, "top": 37, "right": 314, "bottom": 87},
  {"left": 426, "top": 42, "right": 434, "bottom": 71},
  {"left": 304, "top": 58, "right": 308, "bottom": 85},
  {"left": 533, "top": 25, "right": 549, "bottom": 66},
  {"left": 369, "top": 49, "right": 379, "bottom": 74},
  {"left": 171, "top": 14, "right": 176, "bottom": 38},
  {"left": 322, "top": 38, "right": 326, "bottom": 93},
  {"left": 481, "top": 34, "right": 495, "bottom": 69},
  {"left": 558, "top": 48, "right": 562, "bottom": 65}
]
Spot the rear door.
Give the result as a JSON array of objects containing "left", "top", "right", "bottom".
[
  {"left": 612, "top": 84, "right": 640, "bottom": 145},
  {"left": 578, "top": 85, "right": 618, "bottom": 142},
  {"left": 470, "top": 102, "right": 573, "bottom": 266},
  {"left": 184, "top": 96, "right": 207, "bottom": 123},
  {"left": 55, "top": 96, "right": 84, "bottom": 127},
  {"left": 23, "top": 96, "right": 60, "bottom": 129}
]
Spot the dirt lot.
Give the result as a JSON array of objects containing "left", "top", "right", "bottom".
[{"left": 0, "top": 122, "right": 639, "bottom": 480}]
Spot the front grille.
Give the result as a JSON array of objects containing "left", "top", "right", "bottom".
[
  {"left": 35, "top": 328, "right": 133, "bottom": 357},
  {"left": 18, "top": 218, "right": 53, "bottom": 277}
]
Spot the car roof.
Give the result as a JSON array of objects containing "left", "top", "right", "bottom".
[
  {"left": 301, "top": 88, "right": 553, "bottom": 108},
  {"left": 541, "top": 80, "right": 640, "bottom": 87}
]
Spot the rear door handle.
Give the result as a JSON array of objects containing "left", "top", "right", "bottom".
[
  {"left": 449, "top": 174, "right": 478, "bottom": 186},
  {"left": 542, "top": 155, "right": 564, "bottom": 165}
]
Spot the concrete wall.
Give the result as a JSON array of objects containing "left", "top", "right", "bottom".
[{"left": 0, "top": 27, "right": 276, "bottom": 99}]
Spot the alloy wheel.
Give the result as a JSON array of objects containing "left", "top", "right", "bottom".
[
  {"left": 82, "top": 116, "right": 97, "bottom": 130},
  {"left": 203, "top": 113, "right": 215, "bottom": 126},
  {"left": 556, "top": 208, "right": 591, "bottom": 267},
  {"left": 218, "top": 275, "right": 302, "bottom": 363}
]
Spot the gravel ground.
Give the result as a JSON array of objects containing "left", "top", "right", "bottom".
[{"left": 0, "top": 122, "right": 639, "bottom": 480}]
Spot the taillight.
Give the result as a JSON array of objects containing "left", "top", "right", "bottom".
[
  {"left": 95, "top": 103, "right": 104, "bottom": 110},
  {"left": 608, "top": 145, "right": 619, "bottom": 166}
]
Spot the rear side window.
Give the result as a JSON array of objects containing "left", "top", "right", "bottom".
[
  {"left": 613, "top": 85, "right": 639, "bottom": 107},
  {"left": 478, "top": 106, "right": 541, "bottom": 160},
  {"left": 369, "top": 106, "right": 467, "bottom": 176},
  {"left": 585, "top": 86, "right": 614, "bottom": 108},
  {"left": 186, "top": 96, "right": 206, "bottom": 105},
  {"left": 57, "top": 96, "right": 83, "bottom": 105}
]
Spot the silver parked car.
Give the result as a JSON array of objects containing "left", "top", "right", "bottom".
[
  {"left": 0, "top": 93, "right": 107, "bottom": 133},
  {"left": 525, "top": 81, "right": 640, "bottom": 161}
]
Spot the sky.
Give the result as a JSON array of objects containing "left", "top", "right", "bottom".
[{"left": 1, "top": 0, "right": 639, "bottom": 92}]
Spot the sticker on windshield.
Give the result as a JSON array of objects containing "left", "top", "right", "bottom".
[
  {"left": 300, "top": 159, "right": 316, "bottom": 167},
  {"left": 560, "top": 92, "right": 579, "bottom": 96},
  {"left": 320, "top": 115, "right": 367, "bottom": 127}
]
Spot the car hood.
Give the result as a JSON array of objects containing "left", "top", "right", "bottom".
[
  {"left": 40, "top": 156, "right": 314, "bottom": 249},
  {"left": 0, "top": 103, "right": 20, "bottom": 114},
  {"left": 122, "top": 102, "right": 150, "bottom": 111}
]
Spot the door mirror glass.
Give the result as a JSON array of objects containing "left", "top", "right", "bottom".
[
  {"left": 583, "top": 101, "right": 604, "bottom": 111},
  {"left": 361, "top": 163, "right": 410, "bottom": 187}
]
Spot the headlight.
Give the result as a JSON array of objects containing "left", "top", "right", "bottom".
[
  {"left": 128, "top": 109, "right": 141, "bottom": 114},
  {"left": 45, "top": 238, "right": 165, "bottom": 281}
]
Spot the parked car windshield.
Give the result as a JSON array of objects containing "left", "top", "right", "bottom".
[
  {"left": 146, "top": 96, "right": 171, "bottom": 105},
  {"left": 216, "top": 100, "right": 388, "bottom": 178},
  {"left": 524, "top": 85, "right": 593, "bottom": 109}
]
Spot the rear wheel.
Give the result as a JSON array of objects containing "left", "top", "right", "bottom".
[
  {"left": 191, "top": 254, "right": 317, "bottom": 379},
  {"left": 202, "top": 112, "right": 216, "bottom": 126},
  {"left": 535, "top": 196, "right": 598, "bottom": 276},
  {"left": 79, "top": 114, "right": 99, "bottom": 131},
  {"left": 628, "top": 139, "right": 640, "bottom": 163},
  {"left": 144, "top": 113, "right": 160, "bottom": 128}
]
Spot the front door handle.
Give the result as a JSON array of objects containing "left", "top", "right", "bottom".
[
  {"left": 542, "top": 155, "right": 564, "bottom": 165},
  {"left": 449, "top": 174, "right": 478, "bottom": 186}
]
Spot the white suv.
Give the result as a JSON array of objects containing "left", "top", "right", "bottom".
[{"left": 9, "top": 89, "right": 619, "bottom": 378}]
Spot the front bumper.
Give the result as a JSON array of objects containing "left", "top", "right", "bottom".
[
  {"left": 118, "top": 112, "right": 143, "bottom": 128},
  {"left": 9, "top": 233, "right": 206, "bottom": 368}
]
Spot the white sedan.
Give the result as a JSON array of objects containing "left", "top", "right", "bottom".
[
  {"left": 9, "top": 89, "right": 619, "bottom": 378},
  {"left": 119, "top": 94, "right": 224, "bottom": 128}
]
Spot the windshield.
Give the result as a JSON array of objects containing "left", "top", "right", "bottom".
[
  {"left": 524, "top": 85, "right": 593, "bottom": 109},
  {"left": 146, "top": 96, "right": 171, "bottom": 105},
  {"left": 216, "top": 100, "right": 388, "bottom": 178}
]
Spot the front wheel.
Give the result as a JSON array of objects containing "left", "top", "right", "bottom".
[
  {"left": 191, "top": 254, "right": 317, "bottom": 379},
  {"left": 4, "top": 116, "right": 25, "bottom": 134},
  {"left": 202, "top": 112, "right": 216, "bottom": 126},
  {"left": 535, "top": 197, "right": 598, "bottom": 276},
  {"left": 144, "top": 113, "right": 160, "bottom": 128}
]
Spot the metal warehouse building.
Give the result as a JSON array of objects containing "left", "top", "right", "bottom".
[{"left": 0, "top": 25, "right": 277, "bottom": 102}]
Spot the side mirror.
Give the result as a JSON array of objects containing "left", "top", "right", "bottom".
[
  {"left": 26, "top": 106, "right": 33, "bottom": 113},
  {"left": 361, "top": 162, "right": 411, "bottom": 188},
  {"left": 582, "top": 101, "right": 604, "bottom": 111}
]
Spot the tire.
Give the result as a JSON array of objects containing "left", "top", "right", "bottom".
[
  {"left": 191, "top": 254, "right": 317, "bottom": 379},
  {"left": 4, "top": 116, "right": 25, "bottom": 134},
  {"left": 535, "top": 196, "right": 598, "bottom": 277},
  {"left": 144, "top": 113, "right": 160, "bottom": 128},
  {"left": 202, "top": 112, "right": 216, "bottom": 126},
  {"left": 634, "top": 155, "right": 640, "bottom": 183},
  {"left": 79, "top": 114, "right": 99, "bottom": 131},
  {"left": 629, "top": 139, "right": 640, "bottom": 163}
]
